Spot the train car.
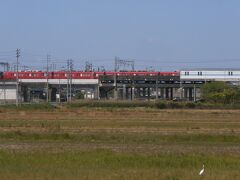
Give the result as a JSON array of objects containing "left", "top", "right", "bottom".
[
  {"left": 94, "top": 72, "right": 105, "bottom": 78},
  {"left": 51, "top": 71, "right": 97, "bottom": 79},
  {"left": 2, "top": 70, "right": 180, "bottom": 80},
  {"left": 3, "top": 71, "right": 15, "bottom": 79},
  {"left": 52, "top": 71, "right": 66, "bottom": 79},
  {"left": 180, "top": 69, "right": 240, "bottom": 82},
  {"left": 160, "top": 71, "right": 180, "bottom": 76},
  {"left": 71, "top": 72, "right": 95, "bottom": 79},
  {"left": 3, "top": 71, "right": 48, "bottom": 80}
]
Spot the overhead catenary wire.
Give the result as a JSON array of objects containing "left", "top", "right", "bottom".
[{"left": 1, "top": 49, "right": 240, "bottom": 71}]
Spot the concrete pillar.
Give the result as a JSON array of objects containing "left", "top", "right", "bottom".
[
  {"left": 156, "top": 87, "right": 159, "bottom": 100},
  {"left": 51, "top": 88, "right": 57, "bottom": 102},
  {"left": 143, "top": 88, "right": 146, "bottom": 98},
  {"left": 184, "top": 88, "right": 188, "bottom": 100},
  {"left": 189, "top": 88, "right": 193, "bottom": 101},
  {"left": 105, "top": 90, "right": 108, "bottom": 99},
  {"left": 170, "top": 88, "right": 173, "bottom": 100},
  {"left": 123, "top": 85, "right": 126, "bottom": 100},
  {"left": 130, "top": 87, "right": 132, "bottom": 100},
  {"left": 136, "top": 88, "right": 138, "bottom": 99},
  {"left": 94, "top": 85, "right": 99, "bottom": 100},
  {"left": 165, "top": 88, "right": 169, "bottom": 99},
  {"left": 139, "top": 88, "right": 142, "bottom": 97},
  {"left": 126, "top": 87, "right": 129, "bottom": 100},
  {"left": 22, "top": 86, "right": 28, "bottom": 102},
  {"left": 128, "top": 87, "right": 131, "bottom": 100},
  {"left": 193, "top": 85, "right": 196, "bottom": 102},
  {"left": 160, "top": 88, "right": 164, "bottom": 99},
  {"left": 114, "top": 89, "right": 118, "bottom": 100},
  {"left": 147, "top": 87, "right": 150, "bottom": 101},
  {"left": 131, "top": 87, "right": 135, "bottom": 100}
]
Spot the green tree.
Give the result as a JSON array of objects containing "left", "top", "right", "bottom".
[
  {"left": 224, "top": 88, "right": 237, "bottom": 104},
  {"left": 76, "top": 92, "right": 85, "bottom": 99},
  {"left": 201, "top": 82, "right": 240, "bottom": 104}
]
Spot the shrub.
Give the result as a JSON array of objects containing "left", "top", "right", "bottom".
[
  {"left": 185, "top": 102, "right": 196, "bottom": 109},
  {"left": 155, "top": 102, "right": 167, "bottom": 109},
  {"left": 168, "top": 102, "right": 183, "bottom": 109}
]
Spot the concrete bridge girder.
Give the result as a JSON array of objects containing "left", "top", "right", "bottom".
[{"left": 0, "top": 77, "right": 205, "bottom": 102}]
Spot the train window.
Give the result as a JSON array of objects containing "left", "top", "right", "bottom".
[
  {"left": 82, "top": 74, "right": 90, "bottom": 77},
  {"left": 184, "top": 72, "right": 189, "bottom": 76},
  {"left": 228, "top": 72, "right": 233, "bottom": 76},
  {"left": 198, "top": 72, "right": 202, "bottom": 76}
]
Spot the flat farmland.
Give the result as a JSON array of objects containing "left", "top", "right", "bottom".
[{"left": 0, "top": 107, "right": 239, "bottom": 179}]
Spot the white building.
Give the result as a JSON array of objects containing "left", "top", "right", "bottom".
[{"left": 0, "top": 85, "right": 17, "bottom": 100}]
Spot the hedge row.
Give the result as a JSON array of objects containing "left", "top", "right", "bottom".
[{"left": 67, "top": 100, "right": 240, "bottom": 109}]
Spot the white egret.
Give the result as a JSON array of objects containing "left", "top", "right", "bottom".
[{"left": 199, "top": 164, "right": 204, "bottom": 176}]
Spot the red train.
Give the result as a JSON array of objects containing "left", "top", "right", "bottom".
[{"left": 1, "top": 71, "right": 179, "bottom": 80}]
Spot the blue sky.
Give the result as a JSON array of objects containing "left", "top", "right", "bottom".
[{"left": 0, "top": 0, "right": 240, "bottom": 70}]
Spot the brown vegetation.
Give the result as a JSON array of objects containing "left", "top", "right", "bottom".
[{"left": 0, "top": 107, "right": 239, "bottom": 179}]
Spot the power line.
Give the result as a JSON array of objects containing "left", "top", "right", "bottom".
[
  {"left": 85, "top": 61, "right": 93, "bottom": 72},
  {"left": 114, "top": 57, "right": 135, "bottom": 71}
]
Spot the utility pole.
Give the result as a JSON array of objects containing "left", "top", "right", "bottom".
[
  {"left": 46, "top": 55, "right": 50, "bottom": 103},
  {"left": 16, "top": 49, "right": 20, "bottom": 107},
  {"left": 156, "top": 72, "right": 159, "bottom": 100},
  {"left": 67, "top": 59, "right": 73, "bottom": 102},
  {"left": 58, "top": 78, "right": 61, "bottom": 103},
  {"left": 114, "top": 57, "right": 118, "bottom": 100}
]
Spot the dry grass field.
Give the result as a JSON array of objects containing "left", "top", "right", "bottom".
[{"left": 0, "top": 106, "right": 239, "bottom": 179}]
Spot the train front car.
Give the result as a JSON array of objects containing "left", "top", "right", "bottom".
[{"left": 3, "top": 71, "right": 16, "bottom": 80}]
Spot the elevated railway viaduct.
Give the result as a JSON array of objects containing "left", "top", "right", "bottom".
[
  {"left": 0, "top": 75, "right": 192, "bottom": 103},
  {"left": 0, "top": 75, "right": 204, "bottom": 103},
  {"left": 99, "top": 74, "right": 203, "bottom": 101},
  {"left": 4, "top": 69, "right": 238, "bottom": 103}
]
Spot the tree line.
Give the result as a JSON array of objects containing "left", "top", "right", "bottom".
[{"left": 202, "top": 82, "right": 240, "bottom": 104}]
